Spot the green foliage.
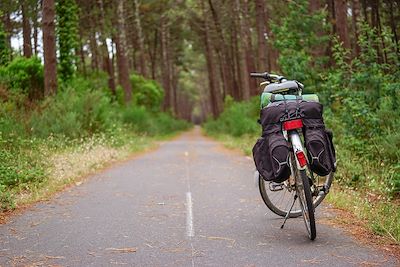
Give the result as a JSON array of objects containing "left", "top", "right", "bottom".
[
  {"left": 122, "top": 105, "right": 189, "bottom": 136},
  {"left": 271, "top": 0, "right": 329, "bottom": 92},
  {"left": 204, "top": 97, "right": 259, "bottom": 137},
  {"left": 56, "top": 0, "right": 79, "bottom": 81},
  {"left": 130, "top": 73, "right": 164, "bottom": 112},
  {"left": 29, "top": 89, "right": 117, "bottom": 138},
  {"left": 0, "top": 56, "right": 44, "bottom": 99},
  {"left": 0, "top": 19, "right": 9, "bottom": 66}
]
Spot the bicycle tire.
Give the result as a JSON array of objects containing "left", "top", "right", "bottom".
[
  {"left": 297, "top": 169, "right": 316, "bottom": 240},
  {"left": 259, "top": 170, "right": 333, "bottom": 218},
  {"left": 259, "top": 175, "right": 301, "bottom": 218}
]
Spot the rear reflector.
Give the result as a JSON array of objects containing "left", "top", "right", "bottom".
[
  {"left": 283, "top": 119, "right": 303, "bottom": 131},
  {"left": 296, "top": 151, "right": 307, "bottom": 167}
]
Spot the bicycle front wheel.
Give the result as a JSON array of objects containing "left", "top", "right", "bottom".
[{"left": 296, "top": 169, "right": 316, "bottom": 240}]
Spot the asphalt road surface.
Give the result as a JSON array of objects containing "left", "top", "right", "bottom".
[{"left": 0, "top": 127, "right": 398, "bottom": 266}]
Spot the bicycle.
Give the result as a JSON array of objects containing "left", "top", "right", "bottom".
[{"left": 250, "top": 72, "right": 335, "bottom": 240}]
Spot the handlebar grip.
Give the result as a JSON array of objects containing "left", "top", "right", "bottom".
[{"left": 250, "top": 72, "right": 270, "bottom": 79}]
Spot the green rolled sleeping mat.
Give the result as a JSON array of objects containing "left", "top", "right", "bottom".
[{"left": 260, "top": 92, "right": 319, "bottom": 108}]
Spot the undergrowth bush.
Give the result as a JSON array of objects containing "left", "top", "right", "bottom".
[
  {"left": 130, "top": 73, "right": 164, "bottom": 112},
  {"left": 0, "top": 56, "right": 44, "bottom": 100},
  {"left": 204, "top": 96, "right": 259, "bottom": 137}
]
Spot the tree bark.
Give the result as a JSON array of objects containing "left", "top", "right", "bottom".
[
  {"left": 334, "top": 0, "right": 351, "bottom": 49},
  {"left": 309, "top": 0, "right": 323, "bottom": 11},
  {"left": 208, "top": 0, "right": 234, "bottom": 99},
  {"left": 116, "top": 0, "right": 132, "bottom": 103},
  {"left": 2, "top": 11, "right": 12, "bottom": 61},
  {"left": 89, "top": 29, "right": 99, "bottom": 70},
  {"left": 255, "top": 0, "right": 267, "bottom": 72},
  {"left": 351, "top": 0, "right": 361, "bottom": 56},
  {"left": 264, "top": 4, "right": 278, "bottom": 71},
  {"left": 234, "top": 0, "right": 250, "bottom": 100},
  {"left": 21, "top": 0, "right": 32, "bottom": 58},
  {"left": 387, "top": 0, "right": 399, "bottom": 56},
  {"left": 242, "top": 0, "right": 257, "bottom": 96},
  {"left": 98, "top": 0, "right": 116, "bottom": 95},
  {"left": 32, "top": 0, "right": 39, "bottom": 55},
  {"left": 42, "top": 0, "right": 58, "bottom": 96},
  {"left": 202, "top": 0, "right": 220, "bottom": 117},
  {"left": 134, "top": 0, "right": 147, "bottom": 77},
  {"left": 160, "top": 15, "right": 172, "bottom": 111}
]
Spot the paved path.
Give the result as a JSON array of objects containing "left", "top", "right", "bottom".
[{"left": 0, "top": 128, "right": 398, "bottom": 266}]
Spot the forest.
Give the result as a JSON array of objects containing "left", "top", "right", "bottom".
[{"left": 0, "top": 0, "right": 399, "bottom": 243}]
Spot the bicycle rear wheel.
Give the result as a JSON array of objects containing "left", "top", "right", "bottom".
[
  {"left": 259, "top": 170, "right": 333, "bottom": 218},
  {"left": 259, "top": 175, "right": 302, "bottom": 218},
  {"left": 296, "top": 169, "right": 316, "bottom": 240}
]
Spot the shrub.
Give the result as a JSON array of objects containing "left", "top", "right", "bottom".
[
  {"left": 204, "top": 97, "right": 259, "bottom": 137},
  {"left": 122, "top": 105, "right": 189, "bottom": 136},
  {"left": 130, "top": 73, "right": 164, "bottom": 112},
  {"left": 0, "top": 56, "right": 44, "bottom": 100},
  {"left": 29, "top": 88, "right": 118, "bottom": 138}
]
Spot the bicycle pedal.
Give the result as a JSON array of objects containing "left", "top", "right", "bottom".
[{"left": 269, "top": 182, "right": 284, "bottom": 191}]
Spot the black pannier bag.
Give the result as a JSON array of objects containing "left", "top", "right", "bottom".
[
  {"left": 252, "top": 132, "right": 291, "bottom": 183},
  {"left": 303, "top": 126, "right": 336, "bottom": 176},
  {"left": 253, "top": 100, "right": 336, "bottom": 179}
]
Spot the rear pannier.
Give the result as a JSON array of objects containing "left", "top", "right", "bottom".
[
  {"left": 252, "top": 131, "right": 291, "bottom": 182},
  {"left": 253, "top": 99, "right": 336, "bottom": 179},
  {"left": 303, "top": 127, "right": 335, "bottom": 176}
]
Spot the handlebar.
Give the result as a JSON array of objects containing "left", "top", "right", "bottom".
[
  {"left": 250, "top": 72, "right": 270, "bottom": 79},
  {"left": 250, "top": 72, "right": 286, "bottom": 82}
]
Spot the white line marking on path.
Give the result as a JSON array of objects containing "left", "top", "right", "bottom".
[
  {"left": 184, "top": 150, "right": 195, "bottom": 267},
  {"left": 186, "top": 192, "right": 194, "bottom": 237}
]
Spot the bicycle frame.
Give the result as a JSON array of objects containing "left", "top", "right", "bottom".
[{"left": 287, "top": 130, "right": 307, "bottom": 171}]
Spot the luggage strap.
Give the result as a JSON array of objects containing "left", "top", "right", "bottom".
[{"left": 280, "top": 97, "right": 302, "bottom": 122}]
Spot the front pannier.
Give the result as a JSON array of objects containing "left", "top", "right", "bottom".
[{"left": 252, "top": 132, "right": 291, "bottom": 182}]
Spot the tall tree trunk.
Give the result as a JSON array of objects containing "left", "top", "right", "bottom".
[
  {"left": 134, "top": 0, "right": 147, "bottom": 77},
  {"left": 229, "top": 22, "right": 240, "bottom": 100},
  {"left": 208, "top": 0, "right": 234, "bottom": 99},
  {"left": 242, "top": 0, "right": 257, "bottom": 96},
  {"left": 334, "top": 0, "right": 351, "bottom": 49},
  {"left": 98, "top": 0, "right": 116, "bottom": 95},
  {"left": 116, "top": 0, "right": 132, "bottom": 103},
  {"left": 89, "top": 30, "right": 99, "bottom": 70},
  {"left": 264, "top": 5, "right": 278, "bottom": 71},
  {"left": 255, "top": 0, "right": 267, "bottom": 72},
  {"left": 202, "top": 0, "right": 220, "bottom": 117},
  {"left": 351, "top": 0, "right": 361, "bottom": 56},
  {"left": 77, "top": 27, "right": 86, "bottom": 75},
  {"left": 371, "top": 0, "right": 388, "bottom": 64},
  {"left": 21, "top": 0, "right": 32, "bottom": 58},
  {"left": 234, "top": 0, "right": 250, "bottom": 100},
  {"left": 388, "top": 0, "right": 399, "bottom": 56},
  {"left": 2, "top": 11, "right": 12, "bottom": 61},
  {"left": 160, "top": 16, "right": 172, "bottom": 111},
  {"left": 42, "top": 0, "right": 58, "bottom": 95},
  {"left": 149, "top": 28, "right": 158, "bottom": 80},
  {"left": 310, "top": 0, "right": 323, "bottom": 11},
  {"left": 32, "top": 0, "right": 39, "bottom": 55}
]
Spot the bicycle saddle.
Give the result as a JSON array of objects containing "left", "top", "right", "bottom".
[{"left": 263, "top": 81, "right": 299, "bottom": 94}]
